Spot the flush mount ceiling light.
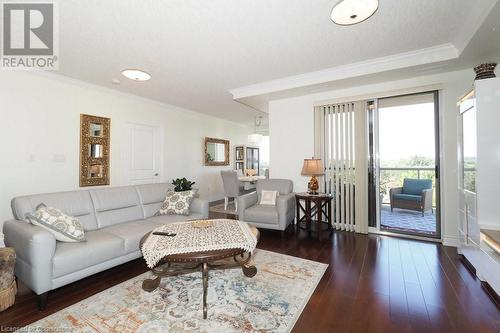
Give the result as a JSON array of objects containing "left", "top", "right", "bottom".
[
  {"left": 121, "top": 69, "right": 151, "bottom": 81},
  {"left": 331, "top": 0, "right": 379, "bottom": 25}
]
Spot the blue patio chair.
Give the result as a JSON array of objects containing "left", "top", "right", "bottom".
[{"left": 389, "top": 178, "right": 433, "bottom": 216}]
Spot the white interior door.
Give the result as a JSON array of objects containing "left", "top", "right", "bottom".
[{"left": 124, "top": 123, "right": 162, "bottom": 185}]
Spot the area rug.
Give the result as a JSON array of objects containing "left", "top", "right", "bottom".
[{"left": 24, "top": 249, "right": 328, "bottom": 333}]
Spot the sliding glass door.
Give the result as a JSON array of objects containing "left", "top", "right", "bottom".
[{"left": 368, "top": 91, "right": 440, "bottom": 238}]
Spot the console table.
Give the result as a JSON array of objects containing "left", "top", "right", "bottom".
[{"left": 295, "top": 192, "right": 333, "bottom": 233}]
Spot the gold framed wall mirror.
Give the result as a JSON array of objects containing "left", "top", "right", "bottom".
[
  {"left": 80, "top": 114, "right": 110, "bottom": 186},
  {"left": 204, "top": 137, "right": 230, "bottom": 166}
]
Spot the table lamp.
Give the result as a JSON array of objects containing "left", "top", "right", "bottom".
[{"left": 301, "top": 158, "right": 324, "bottom": 195}]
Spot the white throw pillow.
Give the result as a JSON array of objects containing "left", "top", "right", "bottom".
[
  {"left": 260, "top": 190, "right": 279, "bottom": 205},
  {"left": 157, "top": 189, "right": 197, "bottom": 216},
  {"left": 26, "top": 203, "right": 86, "bottom": 242}
]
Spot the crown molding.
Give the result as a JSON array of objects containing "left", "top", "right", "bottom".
[
  {"left": 9, "top": 70, "right": 248, "bottom": 128},
  {"left": 230, "top": 44, "right": 459, "bottom": 99}
]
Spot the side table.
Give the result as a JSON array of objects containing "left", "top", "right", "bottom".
[{"left": 295, "top": 192, "right": 334, "bottom": 233}]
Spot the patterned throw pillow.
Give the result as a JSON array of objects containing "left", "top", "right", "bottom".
[
  {"left": 260, "top": 190, "right": 279, "bottom": 205},
  {"left": 26, "top": 203, "right": 86, "bottom": 242},
  {"left": 157, "top": 189, "right": 197, "bottom": 216}
]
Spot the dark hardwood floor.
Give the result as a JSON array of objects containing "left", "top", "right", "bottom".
[{"left": 1, "top": 213, "right": 499, "bottom": 332}]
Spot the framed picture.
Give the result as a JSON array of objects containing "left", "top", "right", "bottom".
[
  {"left": 236, "top": 161, "right": 244, "bottom": 170},
  {"left": 236, "top": 146, "right": 244, "bottom": 161}
]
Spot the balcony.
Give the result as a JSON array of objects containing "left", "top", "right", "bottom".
[{"left": 379, "top": 167, "right": 437, "bottom": 236}]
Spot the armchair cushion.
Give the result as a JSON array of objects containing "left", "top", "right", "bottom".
[
  {"left": 244, "top": 205, "right": 279, "bottom": 224},
  {"left": 402, "top": 178, "right": 432, "bottom": 196},
  {"left": 393, "top": 193, "right": 422, "bottom": 202}
]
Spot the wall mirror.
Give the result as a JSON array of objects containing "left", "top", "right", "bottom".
[
  {"left": 89, "top": 143, "right": 103, "bottom": 158},
  {"left": 80, "top": 114, "right": 110, "bottom": 186},
  {"left": 89, "top": 123, "right": 103, "bottom": 137},
  {"left": 204, "top": 137, "right": 229, "bottom": 166}
]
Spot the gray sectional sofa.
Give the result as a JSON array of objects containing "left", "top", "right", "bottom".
[{"left": 3, "top": 183, "right": 209, "bottom": 309}]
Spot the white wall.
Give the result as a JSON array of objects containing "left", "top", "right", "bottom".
[
  {"left": 269, "top": 69, "right": 477, "bottom": 246},
  {"left": 0, "top": 71, "right": 251, "bottom": 226}
]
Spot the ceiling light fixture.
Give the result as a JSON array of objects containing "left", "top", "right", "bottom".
[
  {"left": 330, "top": 0, "right": 379, "bottom": 25},
  {"left": 248, "top": 116, "right": 263, "bottom": 144},
  {"left": 121, "top": 69, "right": 151, "bottom": 81}
]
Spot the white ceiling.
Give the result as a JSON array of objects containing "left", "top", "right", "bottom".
[{"left": 55, "top": 0, "right": 497, "bottom": 124}]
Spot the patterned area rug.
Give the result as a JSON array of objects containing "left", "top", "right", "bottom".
[
  {"left": 25, "top": 249, "right": 327, "bottom": 333},
  {"left": 380, "top": 204, "right": 436, "bottom": 234}
]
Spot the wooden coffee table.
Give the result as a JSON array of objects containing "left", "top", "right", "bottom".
[{"left": 139, "top": 225, "right": 259, "bottom": 319}]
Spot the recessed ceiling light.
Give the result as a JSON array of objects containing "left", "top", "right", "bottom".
[
  {"left": 121, "top": 69, "right": 151, "bottom": 81},
  {"left": 331, "top": 0, "right": 379, "bottom": 25}
]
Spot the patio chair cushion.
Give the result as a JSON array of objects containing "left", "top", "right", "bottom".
[
  {"left": 402, "top": 178, "right": 432, "bottom": 196},
  {"left": 393, "top": 193, "right": 422, "bottom": 202}
]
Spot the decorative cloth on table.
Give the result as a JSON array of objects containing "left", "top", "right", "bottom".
[
  {"left": 141, "top": 219, "right": 258, "bottom": 268},
  {"left": 0, "top": 247, "right": 16, "bottom": 312}
]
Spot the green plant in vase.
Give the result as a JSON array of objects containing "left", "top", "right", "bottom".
[{"left": 172, "top": 178, "right": 196, "bottom": 192}]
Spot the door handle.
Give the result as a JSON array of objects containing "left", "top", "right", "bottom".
[{"left": 435, "top": 165, "right": 439, "bottom": 179}]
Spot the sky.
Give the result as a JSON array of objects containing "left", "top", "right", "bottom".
[{"left": 378, "top": 102, "right": 436, "bottom": 163}]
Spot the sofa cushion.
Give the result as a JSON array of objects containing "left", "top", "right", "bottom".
[
  {"left": 89, "top": 186, "right": 143, "bottom": 228},
  {"left": 52, "top": 230, "right": 125, "bottom": 278},
  {"left": 103, "top": 220, "right": 158, "bottom": 254},
  {"left": 136, "top": 183, "right": 172, "bottom": 218},
  {"left": 11, "top": 190, "right": 98, "bottom": 231},
  {"left": 393, "top": 193, "right": 422, "bottom": 202},
  {"left": 244, "top": 205, "right": 279, "bottom": 224},
  {"left": 402, "top": 178, "right": 432, "bottom": 196},
  {"left": 146, "top": 213, "right": 205, "bottom": 225}
]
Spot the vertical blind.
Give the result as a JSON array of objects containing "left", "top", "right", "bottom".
[{"left": 319, "top": 103, "right": 356, "bottom": 232}]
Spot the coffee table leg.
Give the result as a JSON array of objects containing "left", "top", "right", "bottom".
[
  {"left": 234, "top": 252, "right": 258, "bottom": 278},
  {"left": 142, "top": 263, "right": 173, "bottom": 292},
  {"left": 142, "top": 275, "right": 161, "bottom": 292},
  {"left": 202, "top": 262, "right": 209, "bottom": 319}
]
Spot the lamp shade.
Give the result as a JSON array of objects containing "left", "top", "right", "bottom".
[{"left": 301, "top": 158, "right": 324, "bottom": 176}]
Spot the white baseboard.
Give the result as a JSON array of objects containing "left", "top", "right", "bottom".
[{"left": 442, "top": 235, "right": 459, "bottom": 247}]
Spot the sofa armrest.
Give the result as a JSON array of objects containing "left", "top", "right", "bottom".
[
  {"left": 390, "top": 187, "right": 403, "bottom": 197},
  {"left": 422, "top": 188, "right": 433, "bottom": 210},
  {"left": 190, "top": 198, "right": 209, "bottom": 218},
  {"left": 3, "top": 220, "right": 56, "bottom": 294},
  {"left": 276, "top": 193, "right": 296, "bottom": 228},
  {"left": 237, "top": 191, "right": 258, "bottom": 220}
]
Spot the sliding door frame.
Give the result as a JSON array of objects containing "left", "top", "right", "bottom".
[{"left": 367, "top": 90, "right": 441, "bottom": 239}]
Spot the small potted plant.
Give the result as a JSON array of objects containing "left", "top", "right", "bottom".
[{"left": 171, "top": 178, "right": 196, "bottom": 192}]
